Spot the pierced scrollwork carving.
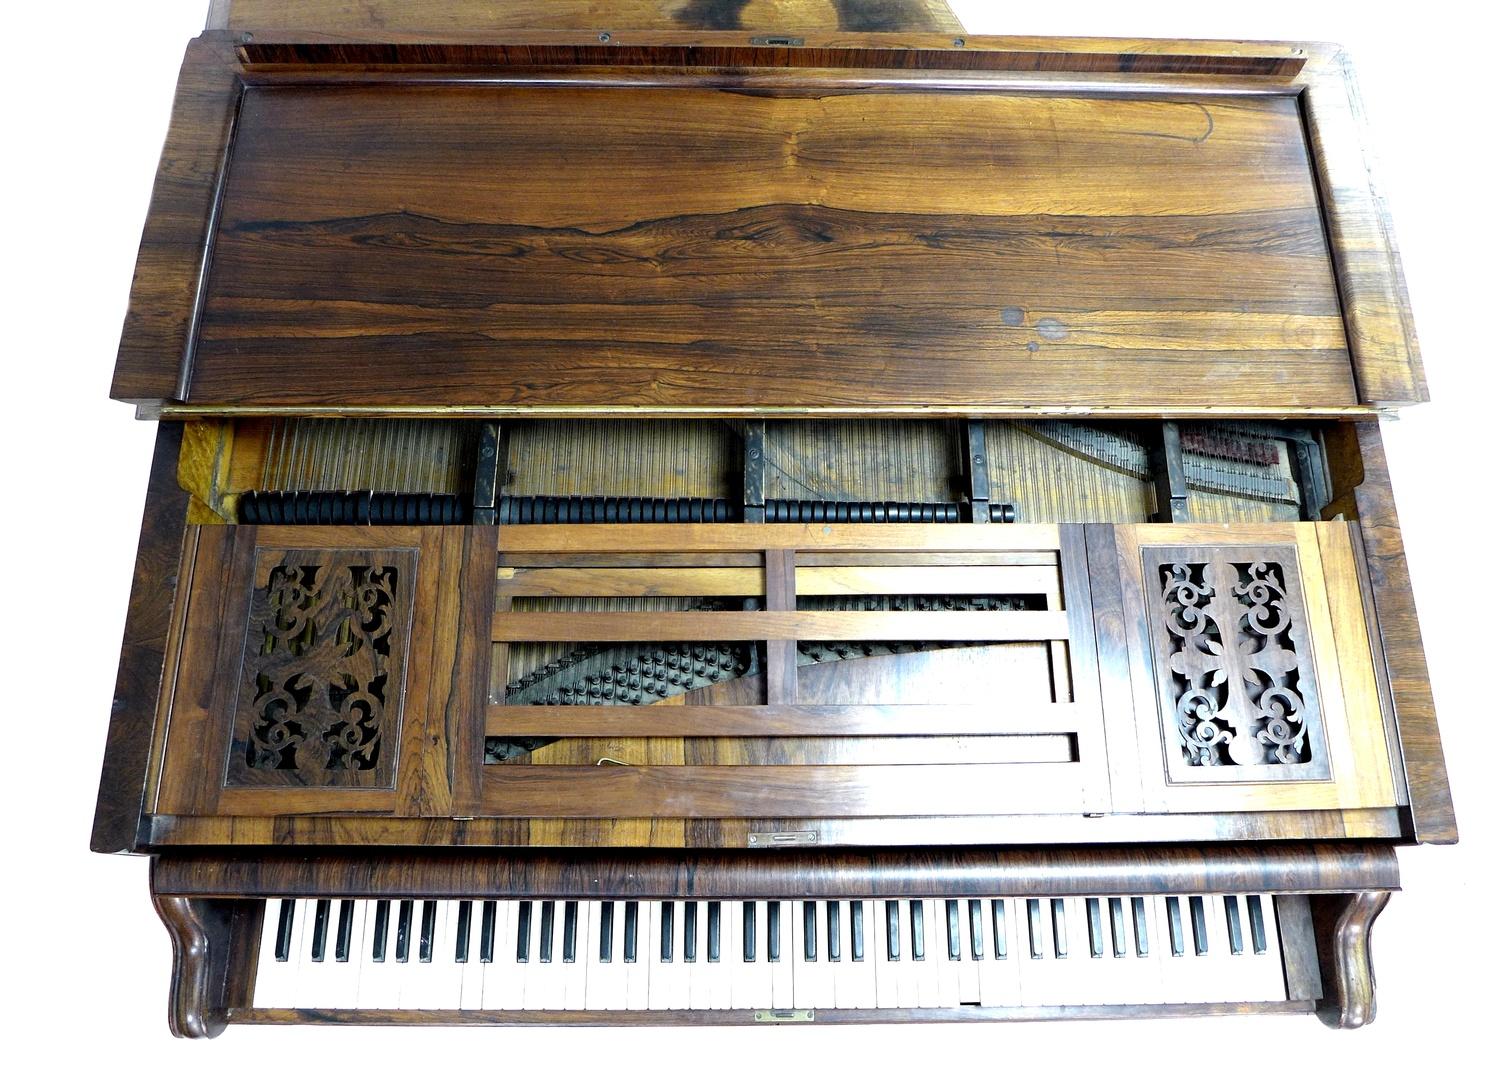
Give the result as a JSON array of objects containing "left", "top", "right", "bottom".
[
  {"left": 228, "top": 549, "right": 414, "bottom": 788},
  {"left": 1146, "top": 545, "right": 1328, "bottom": 783}
]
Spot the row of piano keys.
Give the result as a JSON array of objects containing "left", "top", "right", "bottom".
[{"left": 255, "top": 894, "right": 1288, "bottom": 1012}]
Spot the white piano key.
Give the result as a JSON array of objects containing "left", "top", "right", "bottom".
[
  {"left": 1154, "top": 895, "right": 1192, "bottom": 1005},
  {"left": 519, "top": 900, "right": 548, "bottom": 1011},
  {"left": 591, "top": 900, "right": 626, "bottom": 1012},
  {"left": 560, "top": 900, "right": 587, "bottom": 1011},
  {"left": 624, "top": 901, "right": 650, "bottom": 1011},
  {"left": 706, "top": 901, "right": 731, "bottom": 1011},
  {"left": 664, "top": 900, "right": 687, "bottom": 1011},
  {"left": 977, "top": 898, "right": 1019, "bottom": 1008},
  {"left": 254, "top": 899, "right": 300, "bottom": 1009},
  {"left": 822, "top": 901, "right": 841, "bottom": 1010},
  {"left": 914, "top": 899, "right": 941, "bottom": 1009},
  {"left": 359, "top": 899, "right": 398, "bottom": 1010},
  {"left": 724, "top": 901, "right": 746, "bottom": 1010},
  {"left": 458, "top": 901, "right": 485, "bottom": 1011},
  {"left": 791, "top": 900, "right": 812, "bottom": 1009},
  {"left": 874, "top": 899, "right": 899, "bottom": 1010},
  {"left": 1066, "top": 897, "right": 1097, "bottom": 1006},
  {"left": 1017, "top": 896, "right": 1057, "bottom": 1007},
  {"left": 956, "top": 898, "right": 981, "bottom": 1007},
  {"left": 770, "top": 900, "right": 794, "bottom": 1010},
  {"left": 934, "top": 898, "right": 960, "bottom": 1009},
  {"left": 846, "top": 899, "right": 877, "bottom": 1010},
  {"left": 1246, "top": 895, "right": 1288, "bottom": 1001},
  {"left": 737, "top": 900, "right": 774, "bottom": 1011},
  {"left": 325, "top": 899, "right": 366, "bottom": 1010},
  {"left": 290, "top": 898, "right": 323, "bottom": 1010},
  {"left": 484, "top": 900, "right": 524, "bottom": 1011}
]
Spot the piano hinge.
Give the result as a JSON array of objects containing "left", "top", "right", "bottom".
[
  {"left": 755, "top": 1009, "right": 815, "bottom": 1023},
  {"left": 747, "top": 830, "right": 819, "bottom": 848}
]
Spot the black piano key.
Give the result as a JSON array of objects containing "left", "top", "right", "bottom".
[
  {"left": 1131, "top": 896, "right": 1149, "bottom": 957},
  {"left": 311, "top": 899, "right": 331, "bottom": 963},
  {"left": 419, "top": 900, "right": 437, "bottom": 963},
  {"left": 708, "top": 902, "right": 721, "bottom": 964},
  {"left": 851, "top": 901, "right": 865, "bottom": 962},
  {"left": 480, "top": 900, "right": 497, "bottom": 964},
  {"left": 455, "top": 901, "right": 472, "bottom": 964},
  {"left": 395, "top": 900, "right": 414, "bottom": 963},
  {"left": 516, "top": 901, "right": 532, "bottom": 963},
  {"left": 1109, "top": 897, "right": 1126, "bottom": 959},
  {"left": 1166, "top": 897, "right": 1185, "bottom": 957},
  {"left": 885, "top": 901, "right": 900, "bottom": 961},
  {"left": 336, "top": 899, "right": 355, "bottom": 963},
  {"left": 684, "top": 902, "right": 698, "bottom": 964},
  {"left": 946, "top": 899, "right": 961, "bottom": 961},
  {"left": 624, "top": 901, "right": 639, "bottom": 964},
  {"left": 910, "top": 900, "right": 925, "bottom": 962},
  {"left": 741, "top": 903, "right": 754, "bottom": 963},
  {"left": 1189, "top": 896, "right": 1208, "bottom": 956},
  {"left": 1248, "top": 896, "right": 1268, "bottom": 955},
  {"left": 968, "top": 899, "right": 984, "bottom": 960},
  {"left": 1225, "top": 896, "right": 1244, "bottom": 955},
  {"left": 563, "top": 901, "right": 578, "bottom": 964},
  {"left": 274, "top": 900, "right": 296, "bottom": 963},
  {"left": 826, "top": 902, "right": 840, "bottom": 962},
  {"left": 660, "top": 902, "right": 674, "bottom": 963},
  {"left": 372, "top": 900, "right": 390, "bottom": 963},
  {"left": 540, "top": 901, "right": 555, "bottom": 964},
  {"left": 803, "top": 902, "right": 818, "bottom": 962},
  {"left": 1087, "top": 898, "right": 1104, "bottom": 959},
  {"left": 599, "top": 902, "right": 614, "bottom": 963},
  {"left": 1051, "top": 898, "right": 1068, "bottom": 958},
  {"left": 1027, "top": 898, "right": 1043, "bottom": 960},
  {"left": 991, "top": 900, "right": 1008, "bottom": 960},
  {"left": 768, "top": 902, "right": 782, "bottom": 963}
]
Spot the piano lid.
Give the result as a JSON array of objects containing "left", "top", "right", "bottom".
[{"left": 111, "top": 26, "right": 1425, "bottom": 417}]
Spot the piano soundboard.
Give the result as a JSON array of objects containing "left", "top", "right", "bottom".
[{"left": 94, "top": 0, "right": 1454, "bottom": 1036}]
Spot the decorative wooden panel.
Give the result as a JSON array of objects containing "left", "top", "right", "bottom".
[
  {"left": 1142, "top": 545, "right": 1330, "bottom": 784},
  {"left": 149, "top": 525, "right": 495, "bottom": 819},
  {"left": 227, "top": 548, "right": 415, "bottom": 789},
  {"left": 1104, "top": 523, "right": 1398, "bottom": 814}
]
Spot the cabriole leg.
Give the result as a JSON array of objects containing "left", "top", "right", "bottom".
[{"left": 1314, "top": 890, "right": 1392, "bottom": 1028}]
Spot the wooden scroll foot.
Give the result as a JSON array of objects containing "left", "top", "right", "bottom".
[
  {"left": 1314, "top": 890, "right": 1392, "bottom": 1029},
  {"left": 152, "top": 895, "right": 232, "bottom": 1038}
]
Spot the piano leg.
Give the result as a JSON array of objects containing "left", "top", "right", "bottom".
[
  {"left": 1313, "top": 891, "right": 1392, "bottom": 1029},
  {"left": 151, "top": 895, "right": 236, "bottom": 1038}
]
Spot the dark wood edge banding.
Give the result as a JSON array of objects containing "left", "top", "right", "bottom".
[
  {"left": 92, "top": 423, "right": 191, "bottom": 854},
  {"left": 150, "top": 843, "right": 1399, "bottom": 899}
]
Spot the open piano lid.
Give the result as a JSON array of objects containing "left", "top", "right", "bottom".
[{"left": 111, "top": 10, "right": 1426, "bottom": 417}]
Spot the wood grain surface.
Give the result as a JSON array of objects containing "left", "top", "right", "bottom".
[{"left": 182, "top": 83, "right": 1350, "bottom": 412}]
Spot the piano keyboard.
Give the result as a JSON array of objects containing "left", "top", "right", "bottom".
[{"left": 254, "top": 894, "right": 1288, "bottom": 1012}]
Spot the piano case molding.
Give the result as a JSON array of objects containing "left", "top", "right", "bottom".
[{"left": 109, "top": 28, "right": 1424, "bottom": 416}]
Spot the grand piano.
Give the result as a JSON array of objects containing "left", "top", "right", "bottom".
[{"left": 93, "top": 0, "right": 1456, "bottom": 1035}]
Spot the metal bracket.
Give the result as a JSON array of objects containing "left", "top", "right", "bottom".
[
  {"left": 747, "top": 830, "right": 818, "bottom": 848},
  {"left": 755, "top": 1009, "right": 814, "bottom": 1022}
]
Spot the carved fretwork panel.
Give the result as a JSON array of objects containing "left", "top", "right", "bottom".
[
  {"left": 1143, "top": 545, "right": 1330, "bottom": 784},
  {"left": 226, "top": 548, "right": 416, "bottom": 789}
]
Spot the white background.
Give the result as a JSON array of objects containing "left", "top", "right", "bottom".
[{"left": 3, "top": 0, "right": 1493, "bottom": 1066}]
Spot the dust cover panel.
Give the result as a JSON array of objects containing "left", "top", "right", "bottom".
[{"left": 187, "top": 84, "right": 1355, "bottom": 411}]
